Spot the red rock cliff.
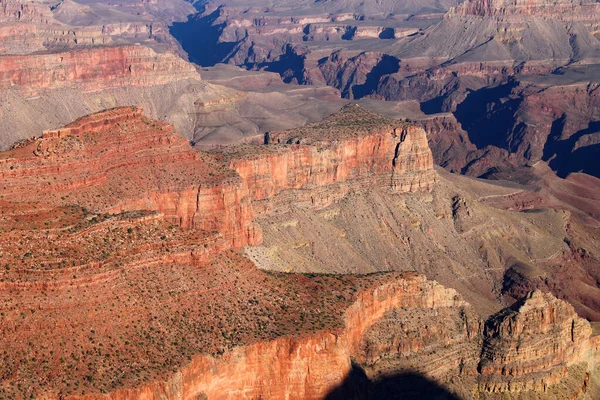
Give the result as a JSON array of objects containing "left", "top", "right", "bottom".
[
  {"left": 0, "top": 45, "right": 200, "bottom": 95},
  {"left": 77, "top": 275, "right": 468, "bottom": 400},
  {"left": 0, "top": 106, "right": 259, "bottom": 249},
  {"left": 229, "top": 104, "right": 436, "bottom": 210},
  {"left": 478, "top": 290, "right": 595, "bottom": 394}
]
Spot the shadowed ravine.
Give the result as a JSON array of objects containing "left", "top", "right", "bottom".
[{"left": 325, "top": 364, "right": 461, "bottom": 400}]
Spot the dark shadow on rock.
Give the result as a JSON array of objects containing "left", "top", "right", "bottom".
[
  {"left": 342, "top": 26, "right": 357, "bottom": 40},
  {"left": 256, "top": 44, "right": 306, "bottom": 84},
  {"left": 543, "top": 119, "right": 600, "bottom": 178},
  {"left": 325, "top": 362, "right": 461, "bottom": 400},
  {"left": 420, "top": 94, "right": 449, "bottom": 115},
  {"left": 169, "top": 6, "right": 236, "bottom": 67},
  {"left": 351, "top": 55, "right": 400, "bottom": 99},
  {"left": 453, "top": 79, "right": 522, "bottom": 150},
  {"left": 379, "top": 28, "right": 395, "bottom": 39}
]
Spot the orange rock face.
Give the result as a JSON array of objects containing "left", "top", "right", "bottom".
[
  {"left": 478, "top": 291, "right": 595, "bottom": 394},
  {"left": 0, "top": 105, "right": 436, "bottom": 255},
  {"left": 0, "top": 106, "right": 259, "bottom": 250},
  {"left": 230, "top": 104, "right": 436, "bottom": 210},
  {"left": 3, "top": 107, "right": 597, "bottom": 400},
  {"left": 0, "top": 45, "right": 200, "bottom": 95},
  {"left": 73, "top": 275, "right": 467, "bottom": 400},
  {"left": 0, "top": 105, "right": 440, "bottom": 399}
]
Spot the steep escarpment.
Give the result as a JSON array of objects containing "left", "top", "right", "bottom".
[
  {"left": 0, "top": 0, "right": 213, "bottom": 148},
  {"left": 0, "top": 45, "right": 200, "bottom": 95},
  {"left": 76, "top": 274, "right": 469, "bottom": 400},
  {"left": 0, "top": 0, "right": 55, "bottom": 25},
  {"left": 1, "top": 107, "right": 599, "bottom": 399},
  {"left": 0, "top": 106, "right": 259, "bottom": 249},
  {"left": 453, "top": 0, "right": 600, "bottom": 19},
  {"left": 0, "top": 0, "right": 191, "bottom": 54},
  {"left": 0, "top": 105, "right": 436, "bottom": 249},
  {"left": 355, "top": 301, "right": 483, "bottom": 399},
  {"left": 227, "top": 104, "right": 436, "bottom": 208},
  {"left": 0, "top": 106, "right": 440, "bottom": 398},
  {"left": 331, "top": 290, "right": 600, "bottom": 400},
  {"left": 478, "top": 291, "right": 599, "bottom": 398}
]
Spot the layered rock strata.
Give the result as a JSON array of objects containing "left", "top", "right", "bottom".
[
  {"left": 0, "top": 105, "right": 435, "bottom": 252},
  {"left": 228, "top": 104, "right": 436, "bottom": 213},
  {"left": 0, "top": 45, "right": 200, "bottom": 95},
  {"left": 479, "top": 291, "right": 596, "bottom": 395},
  {"left": 0, "top": 107, "right": 599, "bottom": 399},
  {"left": 0, "top": 106, "right": 259, "bottom": 249},
  {"left": 453, "top": 0, "right": 600, "bottom": 20},
  {"left": 74, "top": 274, "right": 467, "bottom": 400}
]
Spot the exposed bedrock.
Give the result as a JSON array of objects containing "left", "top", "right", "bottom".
[
  {"left": 1, "top": 107, "right": 599, "bottom": 399},
  {"left": 0, "top": 105, "right": 435, "bottom": 251},
  {"left": 229, "top": 105, "right": 436, "bottom": 210},
  {"left": 0, "top": 106, "right": 260, "bottom": 250},
  {"left": 0, "top": 44, "right": 200, "bottom": 95},
  {"left": 84, "top": 275, "right": 467, "bottom": 400},
  {"left": 478, "top": 291, "right": 599, "bottom": 397}
]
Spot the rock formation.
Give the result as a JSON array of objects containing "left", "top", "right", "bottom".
[
  {"left": 0, "top": 105, "right": 434, "bottom": 257},
  {"left": 454, "top": 0, "right": 600, "bottom": 19},
  {"left": 478, "top": 291, "right": 598, "bottom": 397},
  {"left": 75, "top": 274, "right": 470, "bottom": 400},
  {"left": 0, "top": 107, "right": 598, "bottom": 399},
  {"left": 171, "top": 0, "right": 600, "bottom": 186},
  {"left": 0, "top": 0, "right": 55, "bottom": 25},
  {"left": 0, "top": 0, "right": 213, "bottom": 150},
  {"left": 0, "top": 45, "right": 200, "bottom": 95},
  {"left": 229, "top": 104, "right": 436, "bottom": 208},
  {"left": 0, "top": 106, "right": 259, "bottom": 250}
]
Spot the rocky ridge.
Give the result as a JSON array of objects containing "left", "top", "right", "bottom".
[
  {"left": 0, "top": 45, "right": 200, "bottom": 95},
  {"left": 0, "top": 107, "right": 598, "bottom": 399},
  {"left": 228, "top": 104, "right": 436, "bottom": 210},
  {"left": 0, "top": 105, "right": 434, "bottom": 266},
  {"left": 478, "top": 291, "right": 595, "bottom": 394},
  {"left": 174, "top": 0, "right": 600, "bottom": 183}
]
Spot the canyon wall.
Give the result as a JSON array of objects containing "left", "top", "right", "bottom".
[
  {"left": 0, "top": 0, "right": 55, "bottom": 25},
  {"left": 67, "top": 283, "right": 599, "bottom": 400},
  {"left": 0, "top": 45, "right": 200, "bottom": 95},
  {"left": 1, "top": 107, "right": 598, "bottom": 399},
  {"left": 229, "top": 104, "right": 436, "bottom": 211},
  {"left": 0, "top": 105, "right": 435, "bottom": 251},
  {"left": 479, "top": 291, "right": 596, "bottom": 395},
  {"left": 83, "top": 275, "right": 470, "bottom": 400},
  {"left": 453, "top": 0, "right": 600, "bottom": 20},
  {"left": 0, "top": 106, "right": 260, "bottom": 250}
]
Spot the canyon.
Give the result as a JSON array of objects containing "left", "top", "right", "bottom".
[
  {"left": 0, "top": 106, "right": 599, "bottom": 399},
  {"left": 1, "top": 0, "right": 597, "bottom": 182},
  {"left": 0, "top": 0, "right": 349, "bottom": 151},
  {"left": 171, "top": 0, "right": 600, "bottom": 181},
  {"left": 0, "top": 0, "right": 598, "bottom": 398}
]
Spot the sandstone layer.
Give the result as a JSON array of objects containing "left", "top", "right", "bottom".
[
  {"left": 0, "top": 107, "right": 598, "bottom": 399},
  {"left": 347, "top": 290, "right": 600, "bottom": 400},
  {"left": 0, "top": 106, "right": 259, "bottom": 250},
  {"left": 0, "top": 45, "right": 200, "bottom": 95},
  {"left": 228, "top": 104, "right": 436, "bottom": 210},
  {"left": 479, "top": 291, "right": 594, "bottom": 394}
]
